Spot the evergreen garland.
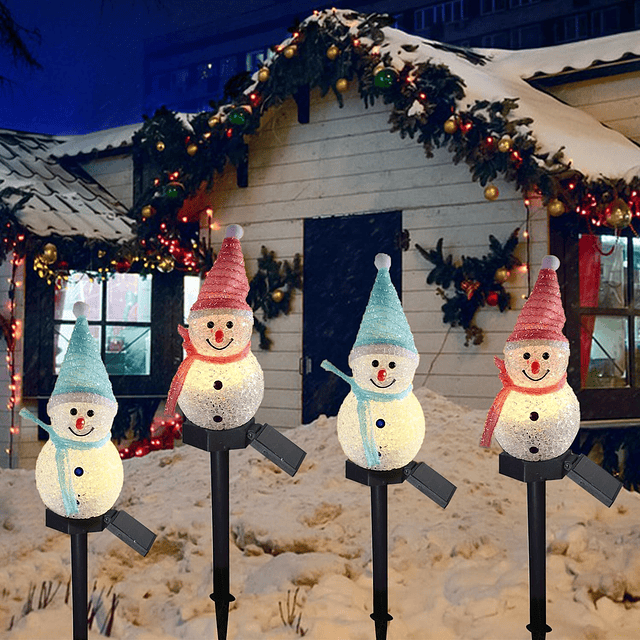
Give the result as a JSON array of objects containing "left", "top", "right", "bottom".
[{"left": 415, "top": 229, "right": 520, "bottom": 345}]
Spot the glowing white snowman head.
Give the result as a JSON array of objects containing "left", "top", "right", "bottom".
[
  {"left": 350, "top": 347, "right": 419, "bottom": 394},
  {"left": 503, "top": 255, "right": 569, "bottom": 387},
  {"left": 186, "top": 224, "right": 254, "bottom": 357}
]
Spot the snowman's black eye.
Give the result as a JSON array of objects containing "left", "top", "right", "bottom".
[
  {"left": 226, "top": 321, "right": 233, "bottom": 329},
  {"left": 372, "top": 360, "right": 379, "bottom": 367},
  {"left": 542, "top": 352, "right": 550, "bottom": 360},
  {"left": 389, "top": 362, "right": 396, "bottom": 369},
  {"left": 523, "top": 353, "right": 531, "bottom": 360},
  {"left": 87, "top": 410, "right": 94, "bottom": 417},
  {"left": 207, "top": 321, "right": 214, "bottom": 329},
  {"left": 70, "top": 408, "right": 77, "bottom": 415}
]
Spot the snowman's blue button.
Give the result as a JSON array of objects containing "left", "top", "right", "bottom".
[
  {"left": 214, "top": 380, "right": 223, "bottom": 390},
  {"left": 530, "top": 412, "right": 539, "bottom": 421},
  {"left": 376, "top": 419, "right": 385, "bottom": 428},
  {"left": 213, "top": 415, "right": 223, "bottom": 423},
  {"left": 74, "top": 467, "right": 84, "bottom": 477}
]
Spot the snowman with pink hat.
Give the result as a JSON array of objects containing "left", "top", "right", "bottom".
[
  {"left": 165, "top": 225, "right": 264, "bottom": 429},
  {"left": 480, "top": 255, "right": 580, "bottom": 461}
]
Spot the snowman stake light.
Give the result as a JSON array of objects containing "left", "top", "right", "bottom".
[
  {"left": 166, "top": 224, "right": 306, "bottom": 640},
  {"left": 322, "top": 253, "right": 456, "bottom": 640},
  {"left": 20, "top": 302, "right": 156, "bottom": 640},
  {"left": 481, "top": 256, "right": 622, "bottom": 640}
]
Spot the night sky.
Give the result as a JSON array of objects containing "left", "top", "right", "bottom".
[{"left": 0, "top": 0, "right": 234, "bottom": 135}]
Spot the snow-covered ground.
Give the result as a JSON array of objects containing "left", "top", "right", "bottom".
[{"left": 1, "top": 387, "right": 639, "bottom": 639}]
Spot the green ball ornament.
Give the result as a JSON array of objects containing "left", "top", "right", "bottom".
[
  {"left": 374, "top": 67, "right": 397, "bottom": 89},
  {"left": 166, "top": 182, "right": 184, "bottom": 199},
  {"left": 228, "top": 108, "right": 249, "bottom": 126}
]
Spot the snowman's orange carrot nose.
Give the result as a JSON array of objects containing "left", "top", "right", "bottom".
[
  {"left": 531, "top": 360, "right": 540, "bottom": 375},
  {"left": 215, "top": 329, "right": 224, "bottom": 343},
  {"left": 75, "top": 417, "right": 86, "bottom": 430},
  {"left": 377, "top": 369, "right": 387, "bottom": 382}
]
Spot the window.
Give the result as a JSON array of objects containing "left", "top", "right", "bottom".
[
  {"left": 555, "top": 13, "right": 589, "bottom": 43},
  {"left": 510, "top": 25, "right": 542, "bottom": 48},
  {"left": 481, "top": 31, "right": 511, "bottom": 48},
  {"left": 550, "top": 218, "right": 640, "bottom": 421},
  {"left": 480, "top": 0, "right": 507, "bottom": 15},
  {"left": 54, "top": 272, "right": 152, "bottom": 377},
  {"left": 245, "top": 48, "right": 273, "bottom": 73},
  {"left": 509, "top": 0, "right": 538, "bottom": 7},
  {"left": 591, "top": 7, "right": 620, "bottom": 37},
  {"left": 414, "top": 1, "right": 465, "bottom": 30}
]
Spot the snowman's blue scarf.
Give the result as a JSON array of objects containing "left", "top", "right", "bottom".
[
  {"left": 19, "top": 409, "right": 111, "bottom": 517},
  {"left": 321, "top": 360, "right": 411, "bottom": 468}
]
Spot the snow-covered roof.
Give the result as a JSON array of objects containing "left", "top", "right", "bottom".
[
  {"left": 492, "top": 29, "right": 640, "bottom": 79},
  {"left": 244, "top": 12, "right": 640, "bottom": 183},
  {"left": 52, "top": 114, "right": 196, "bottom": 158},
  {"left": 0, "top": 129, "right": 134, "bottom": 240}
]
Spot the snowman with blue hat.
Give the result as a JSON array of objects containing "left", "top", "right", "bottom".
[
  {"left": 20, "top": 302, "right": 123, "bottom": 519},
  {"left": 322, "top": 254, "right": 425, "bottom": 470}
]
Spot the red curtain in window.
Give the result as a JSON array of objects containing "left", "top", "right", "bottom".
[{"left": 579, "top": 235, "right": 601, "bottom": 388}]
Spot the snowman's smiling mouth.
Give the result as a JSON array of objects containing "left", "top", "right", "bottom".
[
  {"left": 371, "top": 378, "right": 396, "bottom": 389},
  {"left": 523, "top": 369, "right": 550, "bottom": 382},
  {"left": 69, "top": 426, "right": 95, "bottom": 437},
  {"left": 206, "top": 337, "right": 234, "bottom": 350}
]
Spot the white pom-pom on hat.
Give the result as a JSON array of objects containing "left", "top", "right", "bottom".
[
  {"left": 374, "top": 253, "right": 391, "bottom": 270},
  {"left": 73, "top": 301, "right": 89, "bottom": 318},
  {"left": 225, "top": 224, "right": 244, "bottom": 240},
  {"left": 541, "top": 255, "right": 560, "bottom": 271}
]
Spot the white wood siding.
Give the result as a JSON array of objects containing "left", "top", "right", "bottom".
[
  {"left": 80, "top": 154, "right": 134, "bottom": 208},
  {"left": 207, "top": 86, "right": 549, "bottom": 426},
  {"left": 544, "top": 70, "right": 640, "bottom": 144}
]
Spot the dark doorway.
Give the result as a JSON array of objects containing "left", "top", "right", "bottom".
[{"left": 302, "top": 211, "right": 403, "bottom": 424}]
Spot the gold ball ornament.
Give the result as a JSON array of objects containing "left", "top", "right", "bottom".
[
  {"left": 327, "top": 45, "right": 339, "bottom": 60},
  {"left": 157, "top": 256, "right": 175, "bottom": 273},
  {"left": 547, "top": 198, "right": 565, "bottom": 217},
  {"left": 257, "top": 67, "right": 270, "bottom": 82},
  {"left": 271, "top": 289, "right": 284, "bottom": 303},
  {"left": 41, "top": 243, "right": 58, "bottom": 265},
  {"left": 605, "top": 198, "right": 632, "bottom": 229},
  {"left": 497, "top": 136, "right": 513, "bottom": 153},
  {"left": 156, "top": 141, "right": 165, "bottom": 152},
  {"left": 443, "top": 117, "right": 458, "bottom": 134},
  {"left": 208, "top": 115, "right": 220, "bottom": 128},
  {"left": 97, "top": 249, "right": 106, "bottom": 259},
  {"left": 335, "top": 78, "right": 348, "bottom": 93},
  {"left": 284, "top": 45, "right": 297, "bottom": 59},
  {"left": 494, "top": 266, "right": 511, "bottom": 284},
  {"left": 484, "top": 184, "right": 499, "bottom": 201},
  {"left": 187, "top": 143, "right": 198, "bottom": 156},
  {"left": 141, "top": 205, "right": 155, "bottom": 219}
]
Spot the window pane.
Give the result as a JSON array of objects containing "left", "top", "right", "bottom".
[
  {"left": 579, "top": 234, "right": 627, "bottom": 308},
  {"left": 634, "top": 238, "right": 640, "bottom": 308},
  {"left": 184, "top": 275, "right": 202, "bottom": 323},
  {"left": 54, "top": 323, "right": 101, "bottom": 374},
  {"left": 106, "top": 273, "right": 152, "bottom": 323},
  {"left": 54, "top": 272, "right": 102, "bottom": 321},
  {"left": 581, "top": 315, "right": 628, "bottom": 388},
  {"left": 104, "top": 325, "right": 151, "bottom": 376}
]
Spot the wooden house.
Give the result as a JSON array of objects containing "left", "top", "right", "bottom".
[{"left": 4, "top": 11, "right": 640, "bottom": 474}]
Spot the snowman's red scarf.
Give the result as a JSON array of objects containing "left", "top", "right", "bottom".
[
  {"left": 165, "top": 325, "right": 251, "bottom": 416},
  {"left": 479, "top": 356, "right": 567, "bottom": 448}
]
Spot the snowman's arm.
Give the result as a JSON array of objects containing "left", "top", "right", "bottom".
[
  {"left": 19, "top": 408, "right": 53, "bottom": 435},
  {"left": 320, "top": 360, "right": 354, "bottom": 388}
]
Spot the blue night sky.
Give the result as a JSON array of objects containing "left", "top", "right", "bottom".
[{"left": 0, "top": 0, "right": 230, "bottom": 135}]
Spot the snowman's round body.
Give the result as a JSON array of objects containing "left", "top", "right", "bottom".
[
  {"left": 337, "top": 390, "right": 425, "bottom": 470},
  {"left": 493, "top": 384, "right": 579, "bottom": 462},
  {"left": 36, "top": 440, "right": 123, "bottom": 519},
  {"left": 178, "top": 353, "right": 264, "bottom": 429}
]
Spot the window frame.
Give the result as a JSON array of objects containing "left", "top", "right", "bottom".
[{"left": 550, "top": 215, "right": 640, "bottom": 421}]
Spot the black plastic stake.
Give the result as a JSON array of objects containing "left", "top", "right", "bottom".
[
  {"left": 70, "top": 532, "right": 89, "bottom": 640},
  {"left": 526, "top": 481, "right": 551, "bottom": 640},
  {"left": 210, "top": 449, "right": 235, "bottom": 640},
  {"left": 370, "top": 484, "right": 392, "bottom": 640}
]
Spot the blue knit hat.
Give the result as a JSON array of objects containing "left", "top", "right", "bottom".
[
  {"left": 48, "top": 302, "right": 117, "bottom": 410},
  {"left": 349, "top": 254, "right": 418, "bottom": 364}
]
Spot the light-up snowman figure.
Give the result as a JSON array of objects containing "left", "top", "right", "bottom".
[
  {"left": 165, "top": 224, "right": 264, "bottom": 429},
  {"left": 480, "top": 255, "right": 580, "bottom": 461},
  {"left": 322, "top": 254, "right": 425, "bottom": 470},
  {"left": 20, "top": 302, "right": 123, "bottom": 519}
]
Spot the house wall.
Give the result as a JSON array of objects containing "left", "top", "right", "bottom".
[
  {"left": 542, "top": 70, "right": 640, "bottom": 145},
  {"left": 80, "top": 154, "right": 134, "bottom": 208},
  {"left": 206, "top": 86, "right": 549, "bottom": 427}
]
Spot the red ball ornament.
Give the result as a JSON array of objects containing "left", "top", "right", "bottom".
[{"left": 486, "top": 291, "right": 499, "bottom": 306}]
